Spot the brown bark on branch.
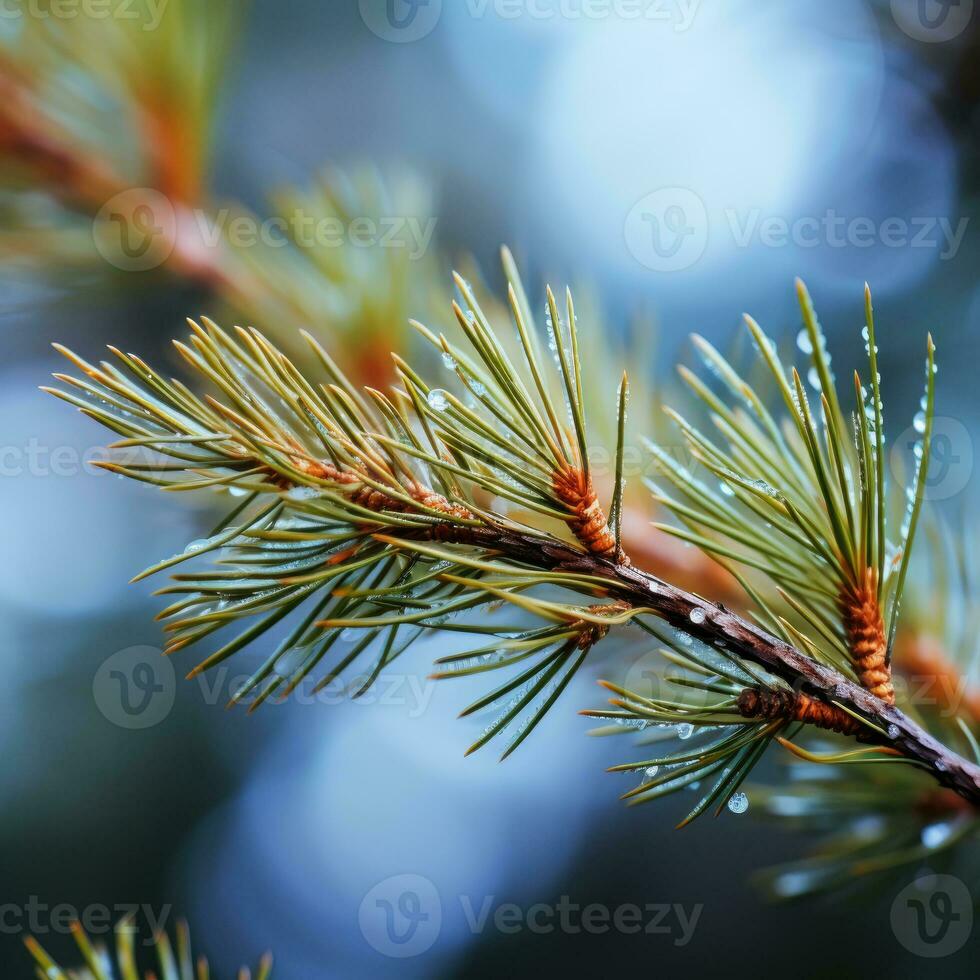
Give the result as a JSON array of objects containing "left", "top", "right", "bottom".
[{"left": 447, "top": 525, "right": 980, "bottom": 805}]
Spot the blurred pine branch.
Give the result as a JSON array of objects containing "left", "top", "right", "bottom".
[
  {"left": 25, "top": 917, "right": 271, "bottom": 979},
  {"left": 0, "top": 1, "right": 443, "bottom": 385}
]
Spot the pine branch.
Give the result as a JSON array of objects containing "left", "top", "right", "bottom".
[{"left": 45, "top": 262, "right": 980, "bottom": 825}]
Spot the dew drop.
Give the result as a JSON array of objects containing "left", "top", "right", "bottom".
[
  {"left": 677, "top": 722, "right": 694, "bottom": 740},
  {"left": 807, "top": 366, "right": 821, "bottom": 391},
  {"left": 340, "top": 627, "right": 362, "bottom": 643},
  {"left": 287, "top": 485, "right": 320, "bottom": 501},
  {"left": 921, "top": 822, "right": 953, "bottom": 849},
  {"left": 688, "top": 608, "right": 706, "bottom": 625},
  {"left": 441, "top": 352, "right": 457, "bottom": 370},
  {"left": 887, "top": 724, "right": 900, "bottom": 740},
  {"left": 727, "top": 791, "right": 749, "bottom": 814},
  {"left": 913, "top": 411, "right": 926, "bottom": 434},
  {"left": 184, "top": 538, "right": 209, "bottom": 553},
  {"left": 427, "top": 389, "right": 450, "bottom": 412},
  {"left": 773, "top": 872, "right": 810, "bottom": 897},
  {"left": 796, "top": 330, "right": 813, "bottom": 355}
]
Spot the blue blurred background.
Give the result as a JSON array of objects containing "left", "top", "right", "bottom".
[{"left": 1, "top": 0, "right": 978, "bottom": 975}]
